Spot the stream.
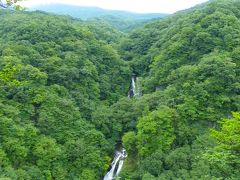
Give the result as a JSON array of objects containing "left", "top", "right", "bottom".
[
  {"left": 103, "top": 149, "right": 127, "bottom": 180},
  {"left": 104, "top": 76, "right": 140, "bottom": 179}
]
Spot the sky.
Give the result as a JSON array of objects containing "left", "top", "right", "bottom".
[{"left": 19, "top": 0, "right": 209, "bottom": 14}]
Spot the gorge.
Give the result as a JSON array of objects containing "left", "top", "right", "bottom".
[{"left": 0, "top": 0, "right": 239, "bottom": 179}]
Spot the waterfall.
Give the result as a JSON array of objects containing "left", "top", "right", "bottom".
[
  {"left": 128, "top": 76, "right": 141, "bottom": 98},
  {"left": 131, "top": 76, "right": 136, "bottom": 96},
  {"left": 116, "top": 160, "right": 124, "bottom": 176},
  {"left": 104, "top": 75, "right": 139, "bottom": 180},
  {"left": 128, "top": 77, "right": 135, "bottom": 98},
  {"left": 103, "top": 149, "right": 127, "bottom": 180},
  {"left": 104, "top": 152, "right": 121, "bottom": 180}
]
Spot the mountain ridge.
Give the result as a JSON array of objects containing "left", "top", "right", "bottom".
[
  {"left": 30, "top": 4, "right": 168, "bottom": 20},
  {"left": 29, "top": 4, "right": 168, "bottom": 32}
]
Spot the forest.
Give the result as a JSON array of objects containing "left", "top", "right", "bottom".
[{"left": 0, "top": 0, "right": 239, "bottom": 179}]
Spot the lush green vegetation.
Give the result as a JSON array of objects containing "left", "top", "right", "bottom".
[
  {"left": 0, "top": 10, "right": 130, "bottom": 179},
  {"left": 118, "top": 0, "right": 240, "bottom": 179},
  {"left": 0, "top": 0, "right": 239, "bottom": 179}
]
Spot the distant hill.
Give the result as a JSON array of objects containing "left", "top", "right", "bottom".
[
  {"left": 30, "top": 4, "right": 168, "bottom": 32},
  {"left": 85, "top": 16, "right": 150, "bottom": 32},
  {"left": 30, "top": 4, "right": 168, "bottom": 20}
]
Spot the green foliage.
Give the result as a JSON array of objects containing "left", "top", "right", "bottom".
[
  {"left": 120, "top": 0, "right": 240, "bottom": 82},
  {"left": 0, "top": 0, "right": 240, "bottom": 179},
  {"left": 122, "top": 131, "right": 137, "bottom": 155},
  {"left": 0, "top": 8, "right": 129, "bottom": 179},
  {"left": 203, "top": 113, "right": 240, "bottom": 178},
  {"left": 118, "top": 0, "right": 240, "bottom": 179},
  {"left": 211, "top": 112, "right": 240, "bottom": 152},
  {"left": 136, "top": 106, "right": 176, "bottom": 157}
]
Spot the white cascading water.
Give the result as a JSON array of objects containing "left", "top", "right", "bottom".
[
  {"left": 104, "top": 76, "right": 137, "bottom": 180},
  {"left": 128, "top": 77, "right": 135, "bottom": 98},
  {"left": 131, "top": 77, "right": 136, "bottom": 95},
  {"left": 116, "top": 159, "right": 124, "bottom": 177},
  {"left": 103, "top": 149, "right": 127, "bottom": 180},
  {"left": 128, "top": 76, "right": 141, "bottom": 98}
]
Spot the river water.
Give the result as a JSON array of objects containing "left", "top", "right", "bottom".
[
  {"left": 103, "top": 149, "right": 127, "bottom": 180},
  {"left": 104, "top": 76, "right": 140, "bottom": 179}
]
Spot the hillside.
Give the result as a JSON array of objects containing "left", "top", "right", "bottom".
[
  {"left": 0, "top": 0, "right": 239, "bottom": 179},
  {"left": 118, "top": 0, "right": 240, "bottom": 179},
  {"left": 0, "top": 9, "right": 130, "bottom": 179}
]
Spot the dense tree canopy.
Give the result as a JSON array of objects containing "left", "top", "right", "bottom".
[
  {"left": 0, "top": 0, "right": 239, "bottom": 179},
  {"left": 0, "top": 9, "right": 130, "bottom": 179},
  {"left": 118, "top": 0, "right": 240, "bottom": 179}
]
